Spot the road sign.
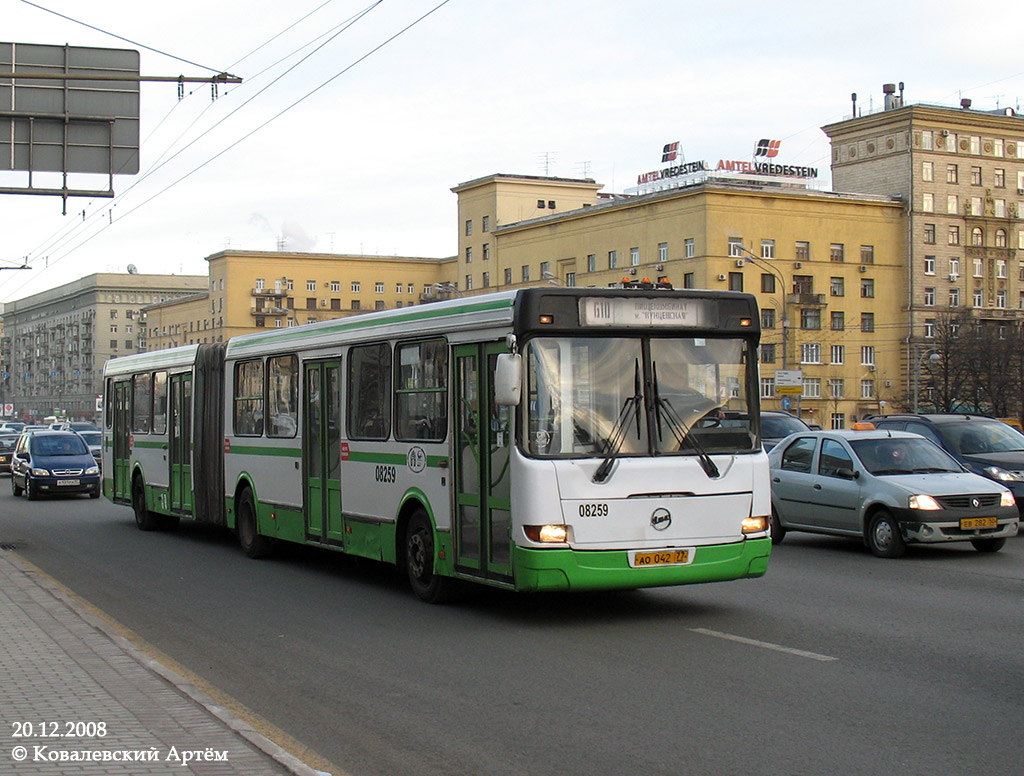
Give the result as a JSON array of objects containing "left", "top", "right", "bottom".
[
  {"left": 781, "top": 396, "right": 792, "bottom": 410},
  {"left": 775, "top": 369, "right": 803, "bottom": 395}
]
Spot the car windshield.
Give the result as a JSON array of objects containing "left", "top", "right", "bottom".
[
  {"left": 0, "top": 435, "right": 17, "bottom": 450},
  {"left": 761, "top": 415, "right": 809, "bottom": 438},
  {"left": 523, "top": 335, "right": 758, "bottom": 458},
  {"left": 942, "top": 421, "right": 1024, "bottom": 455},
  {"left": 31, "top": 435, "right": 89, "bottom": 456},
  {"left": 850, "top": 437, "right": 961, "bottom": 475}
]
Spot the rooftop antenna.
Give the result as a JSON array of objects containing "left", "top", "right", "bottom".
[
  {"left": 578, "top": 161, "right": 592, "bottom": 178},
  {"left": 538, "top": 151, "right": 557, "bottom": 176}
]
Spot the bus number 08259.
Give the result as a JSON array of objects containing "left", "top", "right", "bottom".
[{"left": 375, "top": 465, "right": 397, "bottom": 483}]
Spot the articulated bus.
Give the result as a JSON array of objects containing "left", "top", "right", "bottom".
[{"left": 103, "top": 286, "right": 772, "bottom": 602}]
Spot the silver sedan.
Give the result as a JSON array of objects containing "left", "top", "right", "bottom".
[{"left": 768, "top": 429, "right": 1019, "bottom": 557}]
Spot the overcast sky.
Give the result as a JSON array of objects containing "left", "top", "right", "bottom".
[{"left": 2, "top": 0, "right": 1023, "bottom": 303}]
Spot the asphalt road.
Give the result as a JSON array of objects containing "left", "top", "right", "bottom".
[{"left": 2, "top": 486, "right": 1022, "bottom": 776}]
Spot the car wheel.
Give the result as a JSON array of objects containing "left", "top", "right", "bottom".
[
  {"left": 770, "top": 506, "right": 786, "bottom": 545},
  {"left": 970, "top": 537, "right": 1006, "bottom": 553},
  {"left": 89, "top": 485, "right": 101, "bottom": 499},
  {"left": 237, "top": 489, "right": 274, "bottom": 559},
  {"left": 26, "top": 478, "right": 38, "bottom": 500},
  {"left": 405, "top": 509, "right": 455, "bottom": 604},
  {"left": 132, "top": 478, "right": 159, "bottom": 531},
  {"left": 867, "top": 510, "right": 906, "bottom": 558}
]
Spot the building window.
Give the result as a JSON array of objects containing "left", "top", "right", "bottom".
[
  {"left": 683, "top": 272, "right": 695, "bottom": 289},
  {"left": 860, "top": 245, "right": 874, "bottom": 264},
  {"left": 831, "top": 413, "right": 845, "bottom": 430},
  {"left": 465, "top": 246, "right": 473, "bottom": 263},
  {"left": 997, "top": 258, "right": 1007, "bottom": 278},
  {"left": 972, "top": 227, "right": 984, "bottom": 247},
  {"left": 254, "top": 279, "right": 265, "bottom": 291},
  {"left": 995, "top": 199, "right": 1006, "bottom": 218},
  {"left": 829, "top": 243, "right": 844, "bottom": 262},
  {"left": 465, "top": 275, "right": 473, "bottom": 291},
  {"left": 994, "top": 138, "right": 1004, "bottom": 156},
  {"left": 924, "top": 318, "right": 936, "bottom": 338},
  {"left": 565, "top": 272, "right": 576, "bottom": 287},
  {"left": 922, "top": 161, "right": 933, "bottom": 181},
  {"left": 482, "top": 271, "right": 490, "bottom": 288},
  {"left": 375, "top": 301, "right": 385, "bottom": 311},
  {"left": 729, "top": 272, "right": 743, "bottom": 292},
  {"left": 803, "top": 378, "right": 821, "bottom": 399},
  {"left": 761, "top": 239, "right": 775, "bottom": 259},
  {"left": 996, "top": 229, "right": 1008, "bottom": 248},
  {"left": 608, "top": 250, "right": 618, "bottom": 269},
  {"left": 948, "top": 225, "right": 960, "bottom": 245},
  {"left": 829, "top": 379, "right": 845, "bottom": 399},
  {"left": 761, "top": 274, "right": 776, "bottom": 293},
  {"left": 482, "top": 215, "right": 490, "bottom": 232},
  {"left": 630, "top": 247, "right": 640, "bottom": 266},
  {"left": 949, "top": 288, "right": 960, "bottom": 307},
  {"left": 946, "top": 164, "right": 958, "bottom": 184},
  {"left": 831, "top": 344, "right": 844, "bottom": 364},
  {"left": 587, "top": 254, "right": 596, "bottom": 272},
  {"left": 861, "top": 380, "right": 875, "bottom": 400},
  {"left": 994, "top": 168, "right": 1005, "bottom": 188},
  {"left": 375, "top": 282, "right": 385, "bottom": 293},
  {"left": 795, "top": 241, "right": 810, "bottom": 261},
  {"left": 950, "top": 257, "right": 960, "bottom": 277},
  {"left": 830, "top": 277, "right": 844, "bottom": 296},
  {"left": 970, "top": 135, "right": 981, "bottom": 154},
  {"left": 761, "top": 344, "right": 776, "bottom": 364},
  {"left": 306, "top": 298, "right": 316, "bottom": 310},
  {"left": 924, "top": 223, "right": 936, "bottom": 244},
  {"left": 947, "top": 195, "right": 958, "bottom": 214},
  {"left": 970, "top": 166, "right": 982, "bottom": 186},
  {"left": 831, "top": 311, "right": 845, "bottom": 330},
  {"left": 540, "top": 261, "right": 550, "bottom": 278},
  {"left": 760, "top": 377, "right": 775, "bottom": 397},
  {"left": 761, "top": 308, "right": 776, "bottom": 329},
  {"left": 922, "top": 192, "right": 934, "bottom": 212},
  {"left": 800, "top": 308, "right": 821, "bottom": 330},
  {"left": 861, "top": 313, "right": 875, "bottom": 332},
  {"left": 973, "top": 289, "right": 983, "bottom": 307},
  {"left": 924, "top": 256, "right": 936, "bottom": 275},
  {"left": 465, "top": 219, "right": 472, "bottom": 236},
  {"left": 997, "top": 289, "right": 1007, "bottom": 308},
  {"left": 522, "top": 265, "right": 530, "bottom": 282},
  {"left": 860, "top": 278, "right": 874, "bottom": 298},
  {"left": 728, "top": 237, "right": 743, "bottom": 257},
  {"left": 971, "top": 197, "right": 983, "bottom": 217},
  {"left": 685, "top": 238, "right": 695, "bottom": 258},
  {"left": 921, "top": 130, "right": 933, "bottom": 150},
  {"left": 658, "top": 242, "right": 668, "bottom": 262},
  {"left": 306, "top": 280, "right": 316, "bottom": 291},
  {"left": 504, "top": 268, "right": 512, "bottom": 285},
  {"left": 330, "top": 281, "right": 340, "bottom": 292},
  {"left": 923, "top": 287, "right": 935, "bottom": 306},
  {"left": 483, "top": 243, "right": 490, "bottom": 260},
  {"left": 974, "top": 257, "right": 984, "bottom": 277},
  {"left": 351, "top": 281, "right": 361, "bottom": 293},
  {"left": 793, "top": 275, "right": 813, "bottom": 294},
  {"left": 801, "top": 343, "right": 821, "bottom": 364}
]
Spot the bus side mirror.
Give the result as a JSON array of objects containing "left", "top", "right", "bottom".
[{"left": 494, "top": 353, "right": 522, "bottom": 406}]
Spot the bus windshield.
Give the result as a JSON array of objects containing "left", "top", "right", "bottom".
[{"left": 523, "top": 335, "right": 758, "bottom": 458}]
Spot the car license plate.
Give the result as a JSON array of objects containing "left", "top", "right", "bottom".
[
  {"left": 960, "top": 517, "right": 997, "bottom": 529},
  {"left": 56, "top": 479, "right": 80, "bottom": 486},
  {"left": 630, "top": 549, "right": 693, "bottom": 568}
]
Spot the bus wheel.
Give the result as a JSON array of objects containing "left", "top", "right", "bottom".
[
  {"left": 970, "top": 537, "right": 1006, "bottom": 553},
  {"left": 770, "top": 506, "right": 786, "bottom": 545},
  {"left": 133, "top": 479, "right": 159, "bottom": 531},
  {"left": 867, "top": 510, "right": 905, "bottom": 559},
  {"left": 237, "top": 489, "right": 274, "bottom": 559},
  {"left": 405, "top": 510, "right": 454, "bottom": 604}
]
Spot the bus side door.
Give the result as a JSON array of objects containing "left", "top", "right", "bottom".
[
  {"left": 169, "top": 372, "right": 193, "bottom": 513},
  {"left": 112, "top": 380, "right": 132, "bottom": 501},
  {"left": 453, "top": 342, "right": 512, "bottom": 582},
  {"left": 304, "top": 360, "right": 344, "bottom": 545}
]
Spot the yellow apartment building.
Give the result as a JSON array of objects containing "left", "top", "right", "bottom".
[
  {"left": 144, "top": 250, "right": 453, "bottom": 350},
  {"left": 453, "top": 174, "right": 906, "bottom": 427}
]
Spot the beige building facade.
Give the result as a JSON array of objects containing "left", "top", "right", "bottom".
[
  {"left": 144, "top": 250, "right": 453, "bottom": 351},
  {"left": 824, "top": 87, "right": 1024, "bottom": 400}
]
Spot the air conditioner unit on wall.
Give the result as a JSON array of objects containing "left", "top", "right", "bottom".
[
  {"left": 793, "top": 262, "right": 803, "bottom": 269},
  {"left": 717, "top": 273, "right": 727, "bottom": 281},
  {"left": 859, "top": 265, "right": 867, "bottom": 272},
  {"left": 735, "top": 259, "right": 745, "bottom": 267}
]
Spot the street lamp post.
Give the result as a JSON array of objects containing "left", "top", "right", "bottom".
[
  {"left": 738, "top": 246, "right": 789, "bottom": 369},
  {"left": 913, "top": 347, "right": 941, "bottom": 413}
]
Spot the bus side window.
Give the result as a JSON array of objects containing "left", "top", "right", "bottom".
[
  {"left": 348, "top": 343, "right": 391, "bottom": 440},
  {"left": 395, "top": 339, "right": 447, "bottom": 442},
  {"left": 234, "top": 359, "right": 265, "bottom": 437},
  {"left": 132, "top": 373, "right": 152, "bottom": 433}
]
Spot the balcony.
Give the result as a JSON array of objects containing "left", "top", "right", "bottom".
[
  {"left": 788, "top": 293, "right": 826, "bottom": 306},
  {"left": 252, "top": 286, "right": 287, "bottom": 297}
]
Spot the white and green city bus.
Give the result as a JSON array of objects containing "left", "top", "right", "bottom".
[{"left": 103, "top": 286, "right": 771, "bottom": 602}]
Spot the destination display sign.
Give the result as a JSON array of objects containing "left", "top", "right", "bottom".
[{"left": 579, "top": 297, "right": 709, "bottom": 327}]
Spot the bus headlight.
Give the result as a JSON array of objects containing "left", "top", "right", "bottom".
[
  {"left": 524, "top": 524, "right": 569, "bottom": 543},
  {"left": 741, "top": 515, "right": 768, "bottom": 534}
]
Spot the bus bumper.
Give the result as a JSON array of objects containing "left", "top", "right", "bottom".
[{"left": 512, "top": 538, "right": 771, "bottom": 593}]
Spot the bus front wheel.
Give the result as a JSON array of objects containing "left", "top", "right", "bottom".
[
  {"left": 237, "top": 489, "right": 274, "bottom": 559},
  {"left": 405, "top": 510, "right": 454, "bottom": 604}
]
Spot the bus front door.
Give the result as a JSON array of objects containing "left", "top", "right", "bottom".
[
  {"left": 112, "top": 381, "right": 131, "bottom": 501},
  {"left": 453, "top": 343, "right": 513, "bottom": 583},
  {"left": 304, "top": 361, "right": 344, "bottom": 545},
  {"left": 169, "top": 373, "right": 192, "bottom": 513}
]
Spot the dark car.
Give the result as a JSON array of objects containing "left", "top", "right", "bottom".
[
  {"left": 59, "top": 421, "right": 100, "bottom": 433},
  {"left": 716, "top": 410, "right": 812, "bottom": 451},
  {"left": 10, "top": 430, "right": 101, "bottom": 500},
  {"left": 0, "top": 432, "right": 18, "bottom": 473},
  {"left": 75, "top": 430, "right": 103, "bottom": 466},
  {"left": 868, "top": 414, "right": 1024, "bottom": 513}
]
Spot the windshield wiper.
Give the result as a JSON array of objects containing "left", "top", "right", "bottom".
[
  {"left": 652, "top": 363, "right": 720, "bottom": 479},
  {"left": 593, "top": 360, "right": 643, "bottom": 484}
]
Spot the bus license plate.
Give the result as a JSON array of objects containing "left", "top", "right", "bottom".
[
  {"left": 56, "top": 479, "right": 80, "bottom": 486},
  {"left": 630, "top": 549, "right": 692, "bottom": 568},
  {"left": 960, "top": 517, "right": 997, "bottom": 529}
]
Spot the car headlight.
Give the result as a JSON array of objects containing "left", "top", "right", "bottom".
[
  {"left": 983, "top": 466, "right": 1024, "bottom": 482},
  {"left": 85, "top": 466, "right": 100, "bottom": 475},
  {"left": 908, "top": 494, "right": 942, "bottom": 510},
  {"left": 30, "top": 467, "right": 49, "bottom": 477},
  {"left": 1000, "top": 491, "right": 1016, "bottom": 508}
]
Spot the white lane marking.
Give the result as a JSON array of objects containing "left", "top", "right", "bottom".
[{"left": 689, "top": 628, "right": 838, "bottom": 662}]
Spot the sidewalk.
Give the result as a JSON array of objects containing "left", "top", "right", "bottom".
[{"left": 0, "top": 549, "right": 331, "bottom": 776}]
